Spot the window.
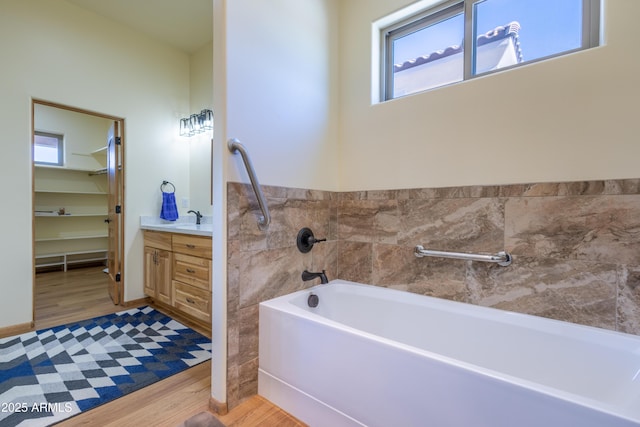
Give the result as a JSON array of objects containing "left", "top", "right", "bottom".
[
  {"left": 380, "top": 0, "right": 600, "bottom": 100},
  {"left": 34, "top": 131, "right": 64, "bottom": 166}
]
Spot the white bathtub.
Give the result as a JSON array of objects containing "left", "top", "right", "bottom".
[{"left": 258, "top": 280, "right": 640, "bottom": 427}]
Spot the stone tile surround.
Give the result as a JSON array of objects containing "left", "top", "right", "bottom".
[
  {"left": 226, "top": 183, "right": 338, "bottom": 408},
  {"left": 226, "top": 179, "right": 640, "bottom": 408}
]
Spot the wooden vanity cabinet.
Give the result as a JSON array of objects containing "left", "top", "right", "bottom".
[
  {"left": 172, "top": 233, "right": 212, "bottom": 258},
  {"left": 143, "top": 231, "right": 172, "bottom": 305},
  {"left": 143, "top": 230, "right": 212, "bottom": 326},
  {"left": 172, "top": 235, "right": 212, "bottom": 323}
]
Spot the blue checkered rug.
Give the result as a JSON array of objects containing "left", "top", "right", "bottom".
[{"left": 0, "top": 306, "right": 211, "bottom": 426}]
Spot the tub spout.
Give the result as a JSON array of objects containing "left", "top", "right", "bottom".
[{"left": 302, "top": 269, "right": 328, "bottom": 284}]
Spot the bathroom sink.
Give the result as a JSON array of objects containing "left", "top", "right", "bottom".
[
  {"left": 142, "top": 222, "right": 212, "bottom": 235},
  {"left": 140, "top": 216, "right": 212, "bottom": 236},
  {"left": 176, "top": 224, "right": 207, "bottom": 230},
  {"left": 176, "top": 224, "right": 213, "bottom": 233},
  {"left": 148, "top": 223, "right": 206, "bottom": 230}
]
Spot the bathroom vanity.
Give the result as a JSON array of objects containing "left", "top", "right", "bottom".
[{"left": 142, "top": 223, "right": 212, "bottom": 331}]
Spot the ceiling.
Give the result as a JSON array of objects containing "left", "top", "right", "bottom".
[{"left": 66, "top": 0, "right": 213, "bottom": 54}]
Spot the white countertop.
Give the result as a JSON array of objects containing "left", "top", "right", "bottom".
[{"left": 140, "top": 216, "right": 213, "bottom": 237}]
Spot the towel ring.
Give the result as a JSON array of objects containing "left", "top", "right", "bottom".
[{"left": 161, "top": 180, "right": 175, "bottom": 193}]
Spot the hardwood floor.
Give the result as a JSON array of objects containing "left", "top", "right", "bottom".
[
  {"left": 217, "top": 396, "right": 307, "bottom": 427},
  {"left": 33, "top": 266, "right": 305, "bottom": 427},
  {"left": 34, "top": 266, "right": 118, "bottom": 330}
]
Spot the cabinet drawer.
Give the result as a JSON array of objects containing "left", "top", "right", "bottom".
[
  {"left": 143, "top": 230, "right": 172, "bottom": 251},
  {"left": 172, "top": 234, "right": 212, "bottom": 259},
  {"left": 173, "top": 281, "right": 211, "bottom": 322},
  {"left": 173, "top": 253, "right": 211, "bottom": 290}
]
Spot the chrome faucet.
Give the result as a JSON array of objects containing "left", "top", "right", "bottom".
[
  {"left": 302, "top": 270, "right": 328, "bottom": 284},
  {"left": 187, "top": 210, "right": 202, "bottom": 225}
]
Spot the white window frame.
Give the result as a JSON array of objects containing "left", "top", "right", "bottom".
[
  {"left": 378, "top": 0, "right": 601, "bottom": 102},
  {"left": 34, "top": 131, "right": 64, "bottom": 166}
]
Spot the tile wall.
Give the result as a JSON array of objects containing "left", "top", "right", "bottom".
[
  {"left": 226, "top": 179, "right": 640, "bottom": 408},
  {"left": 226, "top": 183, "right": 337, "bottom": 408}
]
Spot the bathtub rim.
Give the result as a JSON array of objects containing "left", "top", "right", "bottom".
[{"left": 262, "top": 279, "right": 640, "bottom": 347}]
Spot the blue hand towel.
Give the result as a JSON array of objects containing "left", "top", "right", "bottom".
[{"left": 160, "top": 191, "right": 179, "bottom": 221}]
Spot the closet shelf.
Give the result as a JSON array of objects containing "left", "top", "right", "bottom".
[
  {"left": 35, "top": 165, "right": 97, "bottom": 172},
  {"left": 35, "top": 213, "right": 108, "bottom": 217},
  {"left": 35, "top": 234, "right": 108, "bottom": 242},
  {"left": 34, "top": 166, "right": 108, "bottom": 265},
  {"left": 35, "top": 249, "right": 107, "bottom": 272},
  {"left": 34, "top": 190, "right": 107, "bottom": 195}
]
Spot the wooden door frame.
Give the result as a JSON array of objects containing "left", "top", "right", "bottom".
[
  {"left": 31, "top": 99, "right": 126, "bottom": 320},
  {"left": 107, "top": 120, "right": 123, "bottom": 304}
]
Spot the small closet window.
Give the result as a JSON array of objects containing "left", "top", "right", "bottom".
[{"left": 34, "top": 131, "right": 64, "bottom": 166}]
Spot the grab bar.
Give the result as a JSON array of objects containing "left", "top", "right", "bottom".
[
  {"left": 227, "top": 138, "right": 271, "bottom": 230},
  {"left": 414, "top": 245, "right": 512, "bottom": 266}
]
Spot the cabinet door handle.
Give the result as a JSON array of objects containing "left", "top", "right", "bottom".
[
  {"left": 186, "top": 268, "right": 196, "bottom": 274},
  {"left": 186, "top": 244, "right": 196, "bottom": 249},
  {"left": 186, "top": 298, "right": 195, "bottom": 304}
]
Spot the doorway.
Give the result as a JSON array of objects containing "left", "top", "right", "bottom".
[{"left": 32, "top": 100, "right": 125, "bottom": 325}]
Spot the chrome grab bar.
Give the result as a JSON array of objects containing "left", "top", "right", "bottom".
[
  {"left": 227, "top": 138, "right": 271, "bottom": 230},
  {"left": 414, "top": 245, "right": 512, "bottom": 266}
]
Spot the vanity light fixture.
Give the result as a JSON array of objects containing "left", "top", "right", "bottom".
[
  {"left": 201, "top": 109, "right": 213, "bottom": 131},
  {"left": 190, "top": 113, "right": 202, "bottom": 134},
  {"left": 179, "top": 109, "right": 213, "bottom": 137},
  {"left": 179, "top": 117, "right": 193, "bottom": 137}
]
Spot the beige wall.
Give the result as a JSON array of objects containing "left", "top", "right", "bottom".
[
  {"left": 222, "top": 0, "right": 341, "bottom": 191},
  {"left": 0, "top": 0, "right": 192, "bottom": 327},
  {"left": 338, "top": 0, "right": 640, "bottom": 190}
]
